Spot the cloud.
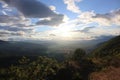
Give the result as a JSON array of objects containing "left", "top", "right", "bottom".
[
  {"left": 0, "top": 0, "right": 120, "bottom": 41},
  {"left": 49, "top": 34, "right": 56, "bottom": 36},
  {"left": 0, "top": 1, "right": 20, "bottom": 16},
  {"left": 0, "top": 9, "right": 34, "bottom": 39},
  {"left": 0, "top": 29, "right": 28, "bottom": 40},
  {"left": 34, "top": 8, "right": 120, "bottom": 40},
  {"left": 70, "top": 26, "right": 120, "bottom": 40},
  {"left": 65, "top": 10, "right": 120, "bottom": 40},
  {"left": 0, "top": 30, "right": 25, "bottom": 36},
  {"left": 92, "top": 9, "right": 120, "bottom": 26},
  {"left": 2, "top": 0, "right": 55, "bottom": 18},
  {"left": 0, "top": 25, "right": 33, "bottom": 40},
  {"left": 73, "top": 26, "right": 96, "bottom": 33},
  {"left": 49, "top": 5, "right": 56, "bottom": 11},
  {"left": 36, "top": 14, "right": 64, "bottom": 26},
  {"left": 0, "top": 14, "right": 33, "bottom": 33},
  {"left": 0, "top": 0, "right": 65, "bottom": 40},
  {"left": 2, "top": 0, "right": 64, "bottom": 26},
  {"left": 0, "top": 25, "right": 33, "bottom": 32},
  {"left": 0, "top": 15, "right": 27, "bottom": 24},
  {"left": 72, "top": 9, "right": 120, "bottom": 27},
  {"left": 81, "top": 26, "right": 95, "bottom": 32},
  {"left": 63, "top": 0, "right": 82, "bottom": 13}
]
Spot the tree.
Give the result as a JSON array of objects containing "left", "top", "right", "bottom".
[
  {"left": 3, "top": 56, "right": 62, "bottom": 80},
  {"left": 73, "top": 48, "right": 86, "bottom": 61}
]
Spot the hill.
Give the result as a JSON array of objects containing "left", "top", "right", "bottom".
[
  {"left": 92, "top": 35, "right": 120, "bottom": 57},
  {"left": 0, "top": 41, "right": 48, "bottom": 56},
  {"left": 0, "top": 40, "right": 7, "bottom": 44},
  {"left": 90, "top": 35, "right": 120, "bottom": 80}
]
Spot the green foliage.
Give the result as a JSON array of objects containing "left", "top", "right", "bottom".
[
  {"left": 92, "top": 36, "right": 120, "bottom": 58},
  {"left": 0, "top": 56, "right": 62, "bottom": 80},
  {"left": 91, "top": 36, "right": 120, "bottom": 70},
  {"left": 18, "top": 56, "right": 30, "bottom": 64},
  {"left": 73, "top": 48, "right": 86, "bottom": 61},
  {"left": 0, "top": 36, "right": 120, "bottom": 80}
]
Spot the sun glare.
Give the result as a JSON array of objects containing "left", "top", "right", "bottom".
[{"left": 53, "top": 25, "right": 75, "bottom": 40}]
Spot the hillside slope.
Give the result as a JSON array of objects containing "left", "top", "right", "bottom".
[
  {"left": 90, "top": 36, "right": 120, "bottom": 80},
  {"left": 92, "top": 35, "right": 120, "bottom": 57}
]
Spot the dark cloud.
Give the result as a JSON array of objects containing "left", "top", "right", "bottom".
[
  {"left": 73, "top": 26, "right": 95, "bottom": 33},
  {"left": 36, "top": 14, "right": 64, "bottom": 26},
  {"left": 0, "top": 15, "right": 33, "bottom": 38},
  {"left": 0, "top": 2, "right": 3, "bottom": 9},
  {"left": 0, "top": 26, "right": 32, "bottom": 32},
  {"left": 0, "top": 30, "right": 9, "bottom": 35},
  {"left": 81, "top": 26, "right": 95, "bottom": 32},
  {"left": 92, "top": 13, "right": 111, "bottom": 20},
  {"left": 0, "top": 15, "right": 33, "bottom": 33},
  {"left": 49, "top": 34, "right": 56, "bottom": 36},
  {"left": 0, "top": 2, "right": 34, "bottom": 39},
  {"left": 0, "top": 15, "right": 31, "bottom": 27},
  {"left": 93, "top": 9, "right": 120, "bottom": 19},
  {"left": 2, "top": 0, "right": 64, "bottom": 26},
  {"left": 2, "top": 0, "right": 55, "bottom": 18},
  {"left": 0, "top": 30, "right": 25, "bottom": 36},
  {"left": 91, "top": 9, "right": 120, "bottom": 26},
  {"left": 0, "top": 15, "right": 20, "bottom": 23}
]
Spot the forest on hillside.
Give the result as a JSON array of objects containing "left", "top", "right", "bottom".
[{"left": 0, "top": 36, "right": 120, "bottom": 80}]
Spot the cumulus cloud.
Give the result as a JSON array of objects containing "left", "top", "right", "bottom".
[
  {"left": 63, "top": 0, "right": 82, "bottom": 13},
  {"left": 0, "top": 0, "right": 65, "bottom": 40},
  {"left": 0, "top": 15, "right": 29, "bottom": 25},
  {"left": 36, "top": 14, "right": 64, "bottom": 26},
  {"left": 49, "top": 5, "right": 56, "bottom": 11},
  {"left": 63, "top": 0, "right": 120, "bottom": 26},
  {"left": 0, "top": 2, "right": 34, "bottom": 40},
  {"left": 62, "top": 9, "right": 120, "bottom": 40},
  {"left": 92, "top": 9, "right": 120, "bottom": 26},
  {"left": 2, "top": 0, "right": 64, "bottom": 26},
  {"left": 70, "top": 26, "right": 120, "bottom": 40},
  {"left": 0, "top": 14, "right": 32, "bottom": 31},
  {"left": 0, "top": 25, "right": 33, "bottom": 32},
  {"left": 2, "top": 0, "right": 55, "bottom": 18},
  {"left": 0, "top": 0, "right": 120, "bottom": 41},
  {"left": 34, "top": 8, "right": 120, "bottom": 40},
  {"left": 73, "top": 26, "right": 95, "bottom": 33},
  {"left": 72, "top": 9, "right": 120, "bottom": 27},
  {"left": 49, "top": 34, "right": 56, "bottom": 36},
  {"left": 0, "top": 30, "right": 25, "bottom": 37},
  {"left": 75, "top": 9, "right": 120, "bottom": 26},
  {"left": 0, "top": 29, "right": 29, "bottom": 41}
]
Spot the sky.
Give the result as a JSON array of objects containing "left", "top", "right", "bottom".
[{"left": 0, "top": 0, "right": 120, "bottom": 41}]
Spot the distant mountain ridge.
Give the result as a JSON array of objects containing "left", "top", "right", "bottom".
[
  {"left": 0, "top": 35, "right": 118, "bottom": 57},
  {"left": 0, "top": 40, "right": 3, "bottom": 42},
  {"left": 0, "top": 40, "right": 8, "bottom": 44},
  {"left": 0, "top": 41, "right": 48, "bottom": 56}
]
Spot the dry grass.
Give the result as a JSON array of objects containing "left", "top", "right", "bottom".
[{"left": 90, "top": 66, "right": 120, "bottom": 80}]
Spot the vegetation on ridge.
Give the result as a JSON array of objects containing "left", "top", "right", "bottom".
[{"left": 0, "top": 36, "right": 120, "bottom": 80}]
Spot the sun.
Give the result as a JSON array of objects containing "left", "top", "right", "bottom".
[
  {"left": 52, "top": 25, "right": 75, "bottom": 40},
  {"left": 57, "top": 27, "right": 72, "bottom": 37}
]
